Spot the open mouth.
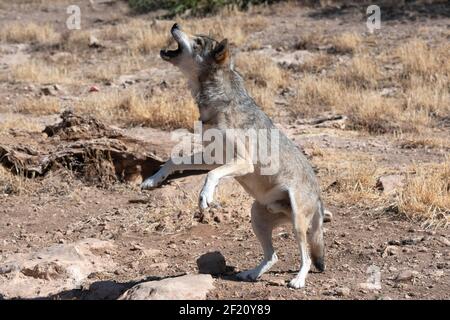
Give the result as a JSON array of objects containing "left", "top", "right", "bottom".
[{"left": 160, "top": 23, "right": 184, "bottom": 61}]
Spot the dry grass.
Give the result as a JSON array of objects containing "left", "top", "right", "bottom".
[
  {"left": 344, "top": 92, "right": 431, "bottom": 134},
  {"left": 293, "top": 75, "right": 400, "bottom": 132},
  {"left": 125, "top": 20, "right": 171, "bottom": 55},
  {"left": 0, "top": 166, "right": 26, "bottom": 195},
  {"left": 405, "top": 75, "right": 450, "bottom": 117},
  {"left": 330, "top": 32, "right": 362, "bottom": 54},
  {"left": 287, "top": 38, "right": 449, "bottom": 134},
  {"left": 0, "top": 22, "right": 60, "bottom": 44},
  {"left": 397, "top": 133, "right": 450, "bottom": 150},
  {"left": 99, "top": 12, "right": 267, "bottom": 56},
  {"left": 334, "top": 54, "right": 382, "bottom": 89},
  {"left": 11, "top": 60, "right": 71, "bottom": 84},
  {"left": 74, "top": 89, "right": 198, "bottom": 130},
  {"left": 396, "top": 39, "right": 450, "bottom": 79},
  {"left": 235, "top": 52, "right": 288, "bottom": 115},
  {"left": 299, "top": 52, "right": 334, "bottom": 73},
  {"left": 0, "top": 115, "right": 43, "bottom": 133},
  {"left": 397, "top": 160, "right": 450, "bottom": 228},
  {"left": 293, "top": 75, "right": 339, "bottom": 116},
  {"left": 320, "top": 151, "right": 450, "bottom": 227},
  {"left": 326, "top": 160, "right": 382, "bottom": 206},
  {"left": 15, "top": 96, "right": 61, "bottom": 115},
  {"left": 236, "top": 52, "right": 287, "bottom": 89},
  {"left": 61, "top": 30, "right": 92, "bottom": 51},
  {"left": 98, "top": 19, "right": 170, "bottom": 54},
  {"left": 181, "top": 11, "right": 268, "bottom": 45}
]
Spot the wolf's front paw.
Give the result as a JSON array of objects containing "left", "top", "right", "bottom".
[
  {"left": 141, "top": 171, "right": 167, "bottom": 190},
  {"left": 199, "top": 187, "right": 214, "bottom": 211}
]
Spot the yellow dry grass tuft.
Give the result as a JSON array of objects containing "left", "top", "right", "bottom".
[
  {"left": 299, "top": 52, "right": 334, "bottom": 73},
  {"left": 126, "top": 20, "right": 171, "bottom": 55},
  {"left": 11, "top": 60, "right": 71, "bottom": 84},
  {"left": 181, "top": 12, "right": 267, "bottom": 46},
  {"left": 397, "top": 160, "right": 450, "bottom": 228},
  {"left": 15, "top": 96, "right": 61, "bottom": 115},
  {"left": 397, "top": 133, "right": 450, "bottom": 150},
  {"left": 61, "top": 30, "right": 92, "bottom": 51},
  {"left": 344, "top": 92, "right": 422, "bottom": 134},
  {"left": 0, "top": 22, "right": 60, "bottom": 44},
  {"left": 326, "top": 160, "right": 382, "bottom": 206},
  {"left": 334, "top": 54, "right": 382, "bottom": 89},
  {"left": 396, "top": 39, "right": 450, "bottom": 78},
  {"left": 405, "top": 75, "right": 450, "bottom": 117},
  {"left": 330, "top": 32, "right": 362, "bottom": 54},
  {"left": 293, "top": 75, "right": 339, "bottom": 116},
  {"left": 235, "top": 52, "right": 287, "bottom": 115},
  {"left": 99, "top": 12, "right": 267, "bottom": 56},
  {"left": 0, "top": 166, "right": 26, "bottom": 195},
  {"left": 0, "top": 115, "right": 43, "bottom": 133},
  {"left": 293, "top": 73, "right": 435, "bottom": 133},
  {"left": 236, "top": 52, "right": 286, "bottom": 89},
  {"left": 74, "top": 89, "right": 198, "bottom": 130}
]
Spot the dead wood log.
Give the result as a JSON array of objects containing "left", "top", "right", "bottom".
[{"left": 1, "top": 111, "right": 207, "bottom": 185}]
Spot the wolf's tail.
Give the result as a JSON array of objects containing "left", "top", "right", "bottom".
[{"left": 309, "top": 199, "right": 325, "bottom": 272}]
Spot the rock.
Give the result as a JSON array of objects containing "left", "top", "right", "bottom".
[
  {"left": 358, "top": 282, "right": 381, "bottom": 291},
  {"left": 41, "top": 84, "right": 63, "bottom": 96},
  {"left": 88, "top": 34, "right": 102, "bottom": 48},
  {"left": 335, "top": 287, "right": 351, "bottom": 297},
  {"left": 380, "top": 87, "right": 397, "bottom": 97},
  {"left": 417, "top": 246, "right": 428, "bottom": 252},
  {"left": 84, "top": 280, "right": 130, "bottom": 300},
  {"left": 49, "top": 52, "right": 73, "bottom": 64},
  {"left": 323, "top": 209, "right": 333, "bottom": 223},
  {"left": 267, "top": 278, "right": 286, "bottom": 286},
  {"left": 89, "top": 85, "right": 99, "bottom": 92},
  {"left": 401, "top": 237, "right": 425, "bottom": 245},
  {"left": 252, "top": 47, "right": 314, "bottom": 70},
  {"left": 0, "top": 264, "right": 18, "bottom": 275},
  {"left": 142, "top": 248, "right": 161, "bottom": 257},
  {"left": 149, "top": 262, "right": 169, "bottom": 271},
  {"left": 376, "top": 175, "right": 405, "bottom": 194},
  {"left": 388, "top": 240, "right": 401, "bottom": 246},
  {"left": 402, "top": 247, "right": 413, "bottom": 253},
  {"left": 395, "top": 270, "right": 419, "bottom": 282},
  {"left": 196, "top": 251, "right": 226, "bottom": 275},
  {"left": 0, "top": 239, "right": 115, "bottom": 299},
  {"left": 117, "top": 75, "right": 137, "bottom": 86},
  {"left": 118, "top": 274, "right": 214, "bottom": 300},
  {"left": 382, "top": 245, "right": 399, "bottom": 257}
]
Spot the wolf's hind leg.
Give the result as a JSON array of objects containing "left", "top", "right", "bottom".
[
  {"left": 287, "top": 190, "right": 316, "bottom": 289},
  {"left": 237, "top": 201, "right": 286, "bottom": 281}
]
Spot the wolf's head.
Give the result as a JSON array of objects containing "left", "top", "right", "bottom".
[{"left": 160, "top": 23, "right": 230, "bottom": 80}]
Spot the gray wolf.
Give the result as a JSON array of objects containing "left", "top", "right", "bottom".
[{"left": 141, "top": 23, "right": 326, "bottom": 288}]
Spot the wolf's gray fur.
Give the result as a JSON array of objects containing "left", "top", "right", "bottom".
[{"left": 141, "top": 23, "right": 326, "bottom": 288}]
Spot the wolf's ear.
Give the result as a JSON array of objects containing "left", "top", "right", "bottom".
[{"left": 213, "top": 39, "right": 229, "bottom": 64}]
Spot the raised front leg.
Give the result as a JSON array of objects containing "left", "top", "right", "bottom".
[
  {"left": 198, "top": 161, "right": 254, "bottom": 211},
  {"left": 141, "top": 152, "right": 218, "bottom": 190}
]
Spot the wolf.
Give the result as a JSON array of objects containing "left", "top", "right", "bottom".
[{"left": 141, "top": 23, "right": 326, "bottom": 288}]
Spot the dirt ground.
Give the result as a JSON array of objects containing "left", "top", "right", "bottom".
[{"left": 0, "top": 1, "right": 449, "bottom": 299}]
